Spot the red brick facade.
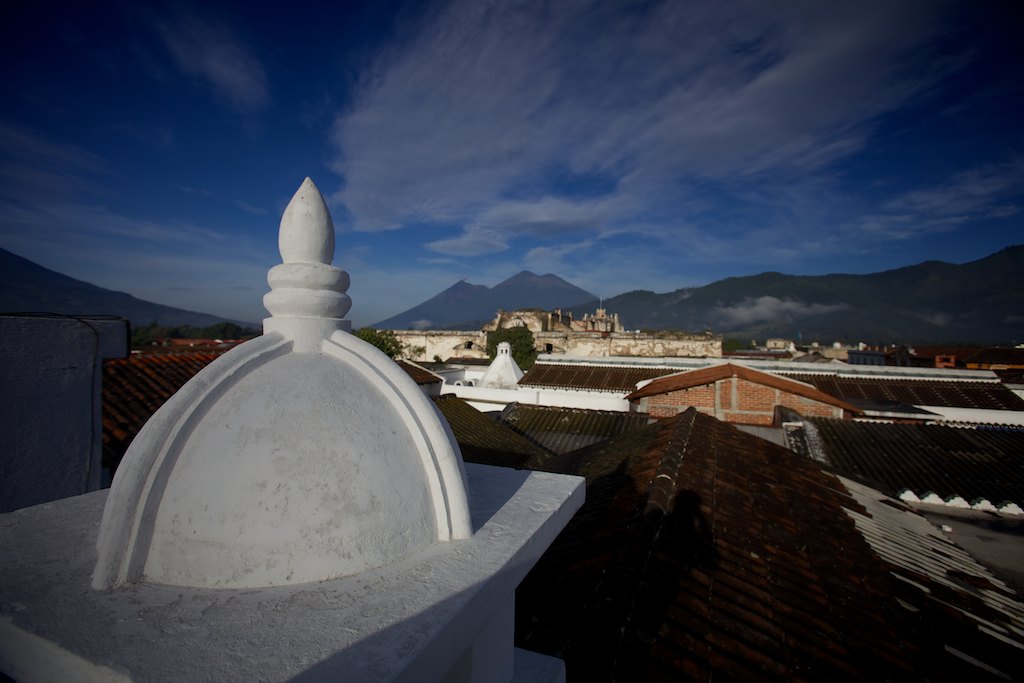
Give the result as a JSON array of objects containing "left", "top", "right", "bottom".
[{"left": 639, "top": 377, "right": 845, "bottom": 425}]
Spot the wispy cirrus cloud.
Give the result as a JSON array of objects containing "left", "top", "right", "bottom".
[
  {"left": 425, "top": 225, "right": 508, "bottom": 256},
  {"left": 155, "top": 14, "right": 269, "bottom": 113},
  {"left": 332, "top": 0, "right": 955, "bottom": 267},
  {"left": 235, "top": 200, "right": 268, "bottom": 215},
  {"left": 0, "top": 120, "right": 107, "bottom": 202},
  {"left": 858, "top": 161, "right": 1024, "bottom": 239}
]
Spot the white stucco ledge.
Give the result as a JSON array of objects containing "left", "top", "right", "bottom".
[{"left": 0, "top": 463, "right": 584, "bottom": 682}]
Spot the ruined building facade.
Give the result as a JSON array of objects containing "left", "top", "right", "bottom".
[{"left": 393, "top": 307, "right": 722, "bottom": 362}]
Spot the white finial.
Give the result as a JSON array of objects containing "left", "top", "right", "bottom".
[
  {"left": 263, "top": 178, "right": 351, "bottom": 348},
  {"left": 279, "top": 177, "right": 335, "bottom": 264}
]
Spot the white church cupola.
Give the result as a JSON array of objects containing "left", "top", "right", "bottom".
[
  {"left": 93, "top": 177, "right": 472, "bottom": 589},
  {"left": 478, "top": 341, "right": 525, "bottom": 388}
]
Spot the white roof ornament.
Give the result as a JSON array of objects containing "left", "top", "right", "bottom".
[
  {"left": 478, "top": 341, "right": 525, "bottom": 388},
  {"left": 93, "top": 177, "right": 472, "bottom": 590},
  {"left": 263, "top": 177, "right": 350, "bottom": 352}
]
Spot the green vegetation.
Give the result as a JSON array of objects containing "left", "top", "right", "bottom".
[
  {"left": 722, "top": 337, "right": 748, "bottom": 352},
  {"left": 132, "top": 321, "right": 259, "bottom": 347},
  {"left": 355, "top": 327, "right": 405, "bottom": 358},
  {"left": 487, "top": 326, "right": 538, "bottom": 369}
]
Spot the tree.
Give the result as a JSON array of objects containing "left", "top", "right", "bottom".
[
  {"left": 722, "top": 337, "right": 748, "bottom": 353},
  {"left": 486, "top": 326, "right": 537, "bottom": 369},
  {"left": 355, "top": 327, "right": 404, "bottom": 358}
]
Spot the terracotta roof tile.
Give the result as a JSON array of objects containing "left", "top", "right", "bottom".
[
  {"left": 395, "top": 359, "right": 443, "bottom": 384},
  {"left": 433, "top": 395, "right": 552, "bottom": 469},
  {"left": 515, "top": 409, "right": 1023, "bottom": 681},
  {"left": 498, "top": 403, "right": 650, "bottom": 454},
  {"left": 102, "top": 351, "right": 226, "bottom": 472}
]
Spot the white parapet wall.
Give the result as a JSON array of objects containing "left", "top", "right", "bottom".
[
  {"left": 442, "top": 383, "right": 631, "bottom": 413},
  {"left": 0, "top": 465, "right": 583, "bottom": 682}
]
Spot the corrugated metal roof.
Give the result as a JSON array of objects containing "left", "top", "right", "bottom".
[
  {"left": 840, "top": 476, "right": 1024, "bottom": 661},
  {"left": 735, "top": 424, "right": 789, "bottom": 447},
  {"left": 807, "top": 418, "right": 1024, "bottom": 507},
  {"left": 783, "top": 373, "right": 1024, "bottom": 411},
  {"left": 519, "top": 362, "right": 674, "bottom": 392},
  {"left": 499, "top": 403, "right": 649, "bottom": 455},
  {"left": 516, "top": 409, "right": 1024, "bottom": 680}
]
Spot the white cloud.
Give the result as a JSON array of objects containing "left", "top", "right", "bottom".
[
  {"left": 235, "top": 200, "right": 268, "bottom": 215},
  {"left": 332, "top": 0, "right": 953, "bottom": 254},
  {"left": 156, "top": 15, "right": 269, "bottom": 113},
  {"left": 524, "top": 240, "right": 594, "bottom": 274},
  {"left": 714, "top": 296, "right": 848, "bottom": 326},
  {"left": 426, "top": 225, "right": 508, "bottom": 256},
  {"left": 858, "top": 161, "right": 1024, "bottom": 239},
  {"left": 914, "top": 312, "right": 952, "bottom": 327}
]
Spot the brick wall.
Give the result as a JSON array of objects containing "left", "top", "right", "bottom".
[{"left": 640, "top": 377, "right": 843, "bottom": 425}]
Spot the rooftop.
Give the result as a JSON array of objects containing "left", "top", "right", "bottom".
[
  {"left": 624, "top": 362, "right": 861, "bottom": 414},
  {"left": 103, "top": 351, "right": 227, "bottom": 471},
  {"left": 800, "top": 418, "right": 1024, "bottom": 509},
  {"left": 784, "top": 373, "right": 1024, "bottom": 411},
  {"left": 499, "top": 403, "right": 650, "bottom": 455},
  {"left": 516, "top": 409, "right": 1024, "bottom": 681},
  {"left": 395, "top": 358, "right": 443, "bottom": 384},
  {"left": 434, "top": 395, "right": 552, "bottom": 469},
  {"left": 519, "top": 362, "right": 674, "bottom": 392}
]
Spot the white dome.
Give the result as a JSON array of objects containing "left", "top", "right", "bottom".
[{"left": 93, "top": 179, "right": 471, "bottom": 589}]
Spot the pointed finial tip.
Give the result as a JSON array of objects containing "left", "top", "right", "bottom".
[
  {"left": 264, "top": 177, "right": 351, "bottom": 327},
  {"left": 279, "top": 177, "right": 335, "bottom": 265}
]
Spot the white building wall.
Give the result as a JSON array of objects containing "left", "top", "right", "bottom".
[
  {"left": 392, "top": 329, "right": 722, "bottom": 362},
  {"left": 393, "top": 330, "right": 488, "bottom": 361},
  {"left": 441, "top": 383, "right": 630, "bottom": 412}
]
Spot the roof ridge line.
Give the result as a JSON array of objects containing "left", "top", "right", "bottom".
[{"left": 644, "top": 409, "right": 696, "bottom": 518}]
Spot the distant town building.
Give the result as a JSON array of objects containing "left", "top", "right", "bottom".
[{"left": 393, "top": 306, "right": 722, "bottom": 362}]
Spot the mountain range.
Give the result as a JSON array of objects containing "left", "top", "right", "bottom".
[
  {"left": 573, "top": 246, "right": 1024, "bottom": 344},
  {"left": 0, "top": 247, "right": 248, "bottom": 329},
  {"left": 379, "top": 246, "right": 1024, "bottom": 344},
  {"left": 373, "top": 271, "right": 597, "bottom": 330},
  {"left": 3, "top": 245, "right": 1021, "bottom": 344}
]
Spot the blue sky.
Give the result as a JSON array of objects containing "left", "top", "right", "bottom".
[{"left": 1, "top": 0, "right": 1021, "bottom": 328}]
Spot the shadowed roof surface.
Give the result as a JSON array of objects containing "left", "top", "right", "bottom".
[
  {"left": 783, "top": 373, "right": 1024, "bottom": 411},
  {"left": 434, "top": 395, "right": 553, "bottom": 469},
  {"left": 519, "top": 362, "right": 675, "bottom": 391},
  {"left": 806, "top": 418, "right": 1024, "bottom": 506},
  {"left": 499, "top": 403, "right": 650, "bottom": 454},
  {"left": 515, "top": 408, "right": 1023, "bottom": 681}
]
